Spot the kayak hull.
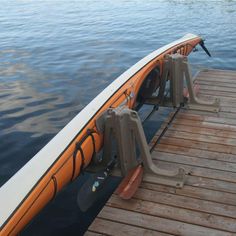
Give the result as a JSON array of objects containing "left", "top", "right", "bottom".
[{"left": 0, "top": 34, "right": 201, "bottom": 235}]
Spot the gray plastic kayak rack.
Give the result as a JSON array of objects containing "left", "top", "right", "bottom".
[
  {"left": 87, "top": 53, "right": 220, "bottom": 189},
  {"left": 168, "top": 53, "right": 220, "bottom": 112},
  {"left": 94, "top": 107, "right": 186, "bottom": 188},
  {"left": 145, "top": 53, "right": 220, "bottom": 112}
]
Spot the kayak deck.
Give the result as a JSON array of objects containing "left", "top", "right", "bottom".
[{"left": 86, "top": 69, "right": 236, "bottom": 236}]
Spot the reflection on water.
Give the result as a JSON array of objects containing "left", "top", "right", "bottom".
[{"left": 0, "top": 0, "right": 236, "bottom": 235}]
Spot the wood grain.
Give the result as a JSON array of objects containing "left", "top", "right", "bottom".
[{"left": 87, "top": 69, "right": 236, "bottom": 235}]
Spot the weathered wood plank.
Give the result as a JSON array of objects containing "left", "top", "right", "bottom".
[
  {"left": 197, "top": 70, "right": 236, "bottom": 78},
  {"left": 197, "top": 80, "right": 236, "bottom": 88},
  {"left": 176, "top": 112, "right": 236, "bottom": 126},
  {"left": 197, "top": 72, "right": 236, "bottom": 78},
  {"left": 107, "top": 195, "right": 236, "bottom": 232},
  {"left": 166, "top": 122, "right": 236, "bottom": 139},
  {"left": 197, "top": 76, "right": 236, "bottom": 84},
  {"left": 199, "top": 99, "right": 236, "bottom": 109},
  {"left": 87, "top": 69, "right": 236, "bottom": 235},
  {"left": 144, "top": 173, "right": 236, "bottom": 194},
  {"left": 199, "top": 85, "right": 236, "bottom": 93},
  {"left": 221, "top": 106, "right": 236, "bottom": 113},
  {"left": 141, "top": 182, "right": 236, "bottom": 206},
  {"left": 197, "top": 94, "right": 236, "bottom": 104},
  {"left": 98, "top": 206, "right": 233, "bottom": 236},
  {"left": 153, "top": 136, "right": 236, "bottom": 155},
  {"left": 88, "top": 218, "right": 171, "bottom": 236},
  {"left": 172, "top": 117, "right": 236, "bottom": 132},
  {"left": 174, "top": 118, "right": 236, "bottom": 130},
  {"left": 199, "top": 90, "right": 236, "bottom": 98},
  {"left": 185, "top": 110, "right": 236, "bottom": 120},
  {"left": 153, "top": 151, "right": 236, "bottom": 173},
  {"left": 152, "top": 159, "right": 236, "bottom": 183},
  {"left": 132, "top": 187, "right": 236, "bottom": 219},
  {"left": 198, "top": 69, "right": 236, "bottom": 75},
  {"left": 187, "top": 175, "right": 236, "bottom": 194},
  {"left": 161, "top": 129, "right": 236, "bottom": 146},
  {"left": 154, "top": 143, "right": 236, "bottom": 163}
]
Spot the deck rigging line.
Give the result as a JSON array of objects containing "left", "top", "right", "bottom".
[{"left": 150, "top": 103, "right": 184, "bottom": 153}]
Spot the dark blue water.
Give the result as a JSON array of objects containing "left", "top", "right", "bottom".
[{"left": 1, "top": 0, "right": 236, "bottom": 235}]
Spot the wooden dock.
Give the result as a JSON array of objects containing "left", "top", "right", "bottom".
[{"left": 86, "top": 69, "right": 236, "bottom": 236}]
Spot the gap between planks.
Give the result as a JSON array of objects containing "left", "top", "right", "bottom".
[
  {"left": 87, "top": 218, "right": 172, "bottom": 236},
  {"left": 141, "top": 182, "right": 236, "bottom": 206},
  {"left": 106, "top": 194, "right": 236, "bottom": 232},
  {"left": 96, "top": 206, "right": 234, "bottom": 236}
]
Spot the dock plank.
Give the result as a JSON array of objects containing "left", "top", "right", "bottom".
[
  {"left": 98, "top": 207, "right": 233, "bottom": 236},
  {"left": 107, "top": 195, "right": 236, "bottom": 232},
  {"left": 160, "top": 129, "right": 236, "bottom": 146},
  {"left": 141, "top": 183, "right": 236, "bottom": 206},
  {"left": 144, "top": 173, "right": 236, "bottom": 194},
  {"left": 157, "top": 136, "right": 236, "bottom": 155},
  {"left": 163, "top": 122, "right": 236, "bottom": 139},
  {"left": 88, "top": 218, "right": 172, "bottom": 236},
  {"left": 153, "top": 152, "right": 236, "bottom": 175},
  {"left": 87, "top": 69, "right": 236, "bottom": 235},
  {"left": 197, "top": 80, "right": 236, "bottom": 88},
  {"left": 154, "top": 143, "right": 236, "bottom": 163},
  {"left": 152, "top": 159, "right": 236, "bottom": 186}
]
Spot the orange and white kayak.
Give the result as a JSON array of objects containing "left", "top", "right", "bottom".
[{"left": 0, "top": 33, "right": 202, "bottom": 235}]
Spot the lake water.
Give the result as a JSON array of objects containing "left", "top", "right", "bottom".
[{"left": 0, "top": 0, "right": 236, "bottom": 235}]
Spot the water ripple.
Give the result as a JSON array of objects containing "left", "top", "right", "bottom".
[{"left": 0, "top": 0, "right": 236, "bottom": 235}]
